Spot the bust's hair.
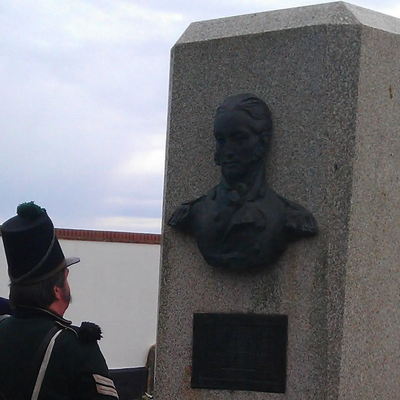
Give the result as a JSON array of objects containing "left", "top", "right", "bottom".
[
  {"left": 9, "top": 268, "right": 66, "bottom": 310},
  {"left": 215, "top": 93, "right": 273, "bottom": 139}
]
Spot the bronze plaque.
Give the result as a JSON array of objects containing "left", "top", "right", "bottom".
[{"left": 192, "top": 313, "right": 287, "bottom": 393}]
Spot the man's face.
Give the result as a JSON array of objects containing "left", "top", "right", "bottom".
[{"left": 214, "top": 110, "right": 264, "bottom": 182}]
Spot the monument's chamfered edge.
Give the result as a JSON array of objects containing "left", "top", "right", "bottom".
[
  {"left": 168, "top": 93, "right": 318, "bottom": 270},
  {"left": 175, "top": 1, "right": 400, "bottom": 46}
]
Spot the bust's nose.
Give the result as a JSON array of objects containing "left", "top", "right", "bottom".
[{"left": 223, "top": 140, "right": 237, "bottom": 159}]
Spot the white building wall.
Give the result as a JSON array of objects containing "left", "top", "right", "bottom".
[{"left": 0, "top": 239, "right": 160, "bottom": 369}]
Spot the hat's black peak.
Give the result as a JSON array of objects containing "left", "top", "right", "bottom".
[{"left": 16, "top": 202, "right": 46, "bottom": 219}]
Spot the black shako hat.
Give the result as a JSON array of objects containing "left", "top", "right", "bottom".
[{"left": 1, "top": 202, "right": 80, "bottom": 285}]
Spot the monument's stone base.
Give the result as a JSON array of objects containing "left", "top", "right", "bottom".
[{"left": 156, "top": 2, "right": 400, "bottom": 399}]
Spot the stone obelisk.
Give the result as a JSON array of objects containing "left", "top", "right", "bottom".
[{"left": 156, "top": 3, "right": 400, "bottom": 399}]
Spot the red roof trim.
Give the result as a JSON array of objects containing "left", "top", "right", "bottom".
[{"left": 55, "top": 228, "right": 161, "bottom": 245}]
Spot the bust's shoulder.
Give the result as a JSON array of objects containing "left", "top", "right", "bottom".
[
  {"left": 168, "top": 192, "right": 209, "bottom": 230},
  {"left": 276, "top": 194, "right": 318, "bottom": 239}
]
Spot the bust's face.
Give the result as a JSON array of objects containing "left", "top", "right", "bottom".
[{"left": 214, "top": 110, "right": 263, "bottom": 183}]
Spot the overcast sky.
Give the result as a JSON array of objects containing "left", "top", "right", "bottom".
[{"left": 1, "top": 0, "right": 399, "bottom": 233}]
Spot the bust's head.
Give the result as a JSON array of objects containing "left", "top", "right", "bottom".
[{"left": 213, "top": 93, "right": 273, "bottom": 183}]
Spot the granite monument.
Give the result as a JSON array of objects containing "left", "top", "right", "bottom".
[{"left": 156, "top": 3, "right": 400, "bottom": 399}]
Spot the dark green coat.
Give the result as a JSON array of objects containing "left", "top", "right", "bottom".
[{"left": 0, "top": 307, "right": 118, "bottom": 399}]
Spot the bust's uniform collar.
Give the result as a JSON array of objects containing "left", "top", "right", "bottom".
[
  {"left": 14, "top": 306, "right": 72, "bottom": 326},
  {"left": 217, "top": 162, "right": 267, "bottom": 202}
]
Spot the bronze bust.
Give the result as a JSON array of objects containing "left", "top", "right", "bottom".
[{"left": 168, "top": 93, "right": 318, "bottom": 270}]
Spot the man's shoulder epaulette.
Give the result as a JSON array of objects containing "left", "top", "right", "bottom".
[
  {"left": 57, "top": 321, "right": 103, "bottom": 343},
  {"left": 77, "top": 322, "right": 103, "bottom": 343}
]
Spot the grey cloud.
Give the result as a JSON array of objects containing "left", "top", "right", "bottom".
[{"left": 0, "top": 0, "right": 398, "bottom": 233}]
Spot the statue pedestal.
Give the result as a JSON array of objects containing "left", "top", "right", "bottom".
[{"left": 156, "top": 3, "right": 400, "bottom": 399}]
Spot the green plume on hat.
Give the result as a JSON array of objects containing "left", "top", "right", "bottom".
[{"left": 16, "top": 201, "right": 46, "bottom": 219}]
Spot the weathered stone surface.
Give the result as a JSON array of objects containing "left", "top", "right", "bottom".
[{"left": 156, "top": 2, "right": 400, "bottom": 399}]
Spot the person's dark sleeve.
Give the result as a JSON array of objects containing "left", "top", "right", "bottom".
[
  {"left": 56, "top": 328, "right": 119, "bottom": 400},
  {"left": 74, "top": 341, "right": 119, "bottom": 399}
]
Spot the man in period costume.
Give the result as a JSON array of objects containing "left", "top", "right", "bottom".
[{"left": 0, "top": 202, "right": 118, "bottom": 400}]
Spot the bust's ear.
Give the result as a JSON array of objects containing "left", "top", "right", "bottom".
[
  {"left": 259, "top": 131, "right": 270, "bottom": 146},
  {"left": 254, "top": 132, "right": 270, "bottom": 157}
]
